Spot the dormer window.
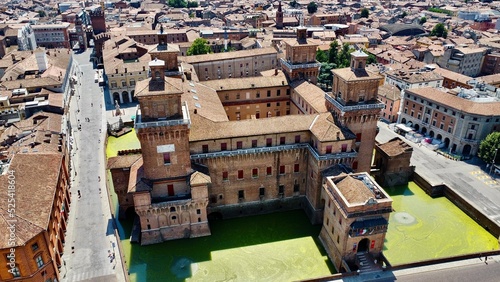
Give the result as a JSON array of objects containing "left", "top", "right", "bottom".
[{"left": 155, "top": 71, "right": 161, "bottom": 80}]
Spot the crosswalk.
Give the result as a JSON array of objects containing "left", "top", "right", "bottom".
[{"left": 470, "top": 170, "right": 499, "bottom": 188}]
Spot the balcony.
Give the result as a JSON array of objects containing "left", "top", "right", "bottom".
[
  {"left": 280, "top": 58, "right": 321, "bottom": 70},
  {"left": 325, "top": 93, "right": 385, "bottom": 112},
  {"left": 190, "top": 143, "right": 358, "bottom": 162},
  {"left": 151, "top": 194, "right": 192, "bottom": 206},
  {"left": 134, "top": 104, "right": 191, "bottom": 129}
]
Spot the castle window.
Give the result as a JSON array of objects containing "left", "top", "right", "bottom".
[
  {"left": 202, "top": 144, "right": 208, "bottom": 153},
  {"left": 294, "top": 164, "right": 300, "bottom": 173},
  {"left": 295, "top": 135, "right": 301, "bottom": 143},
  {"left": 280, "top": 137, "right": 286, "bottom": 145},
  {"left": 279, "top": 165, "right": 285, "bottom": 175},
  {"left": 326, "top": 145, "right": 332, "bottom": 154},
  {"left": 163, "top": 153, "right": 171, "bottom": 164},
  {"left": 170, "top": 207, "right": 176, "bottom": 212},
  {"left": 267, "top": 90, "right": 271, "bottom": 97},
  {"left": 259, "top": 187, "right": 265, "bottom": 196},
  {"left": 221, "top": 143, "right": 227, "bottom": 151},
  {"left": 266, "top": 138, "right": 272, "bottom": 147},
  {"left": 238, "top": 170, "right": 244, "bottom": 179},
  {"left": 252, "top": 140, "right": 258, "bottom": 148},
  {"left": 266, "top": 166, "right": 272, "bottom": 176},
  {"left": 237, "top": 141, "right": 243, "bottom": 149},
  {"left": 341, "top": 144, "right": 347, "bottom": 152},
  {"left": 279, "top": 185, "right": 284, "bottom": 195},
  {"left": 10, "top": 266, "right": 20, "bottom": 277},
  {"left": 35, "top": 255, "right": 44, "bottom": 268},
  {"left": 238, "top": 190, "right": 245, "bottom": 199},
  {"left": 222, "top": 171, "right": 228, "bottom": 181},
  {"left": 31, "top": 243, "right": 39, "bottom": 252},
  {"left": 277, "top": 89, "right": 281, "bottom": 96},
  {"left": 197, "top": 209, "right": 201, "bottom": 215},
  {"left": 256, "top": 92, "right": 260, "bottom": 98},
  {"left": 252, "top": 168, "right": 258, "bottom": 178},
  {"left": 294, "top": 183, "right": 300, "bottom": 192}
]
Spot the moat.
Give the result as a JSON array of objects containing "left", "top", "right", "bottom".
[{"left": 107, "top": 132, "right": 499, "bottom": 282}]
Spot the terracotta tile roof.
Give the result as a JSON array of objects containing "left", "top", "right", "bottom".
[
  {"left": 0, "top": 153, "right": 62, "bottom": 248},
  {"left": 377, "top": 137, "right": 412, "bottom": 157},
  {"left": 331, "top": 67, "right": 383, "bottom": 82},
  {"left": 407, "top": 87, "right": 500, "bottom": 116},
  {"left": 433, "top": 67, "right": 472, "bottom": 84},
  {"left": 190, "top": 171, "right": 211, "bottom": 186},
  {"left": 182, "top": 81, "right": 228, "bottom": 122},
  {"left": 290, "top": 80, "right": 328, "bottom": 113},
  {"left": 107, "top": 154, "right": 142, "bottom": 169},
  {"left": 179, "top": 47, "right": 277, "bottom": 64},
  {"left": 134, "top": 76, "right": 184, "bottom": 97},
  {"left": 200, "top": 71, "right": 288, "bottom": 91},
  {"left": 189, "top": 113, "right": 316, "bottom": 141},
  {"left": 309, "top": 113, "right": 355, "bottom": 142},
  {"left": 333, "top": 174, "right": 375, "bottom": 205},
  {"left": 378, "top": 84, "right": 402, "bottom": 101}
]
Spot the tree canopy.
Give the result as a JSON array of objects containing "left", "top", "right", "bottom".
[
  {"left": 187, "top": 1, "right": 198, "bottom": 8},
  {"left": 360, "top": 8, "right": 369, "bottom": 18},
  {"left": 479, "top": 132, "right": 500, "bottom": 164},
  {"left": 430, "top": 23, "right": 448, "bottom": 38},
  {"left": 315, "top": 42, "right": 354, "bottom": 90},
  {"left": 187, "top": 38, "right": 211, "bottom": 56},
  {"left": 168, "top": 0, "right": 187, "bottom": 8},
  {"left": 307, "top": 2, "right": 317, "bottom": 14},
  {"left": 289, "top": 0, "right": 299, "bottom": 8},
  {"left": 419, "top": 17, "right": 427, "bottom": 25}
]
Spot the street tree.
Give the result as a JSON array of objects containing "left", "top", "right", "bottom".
[
  {"left": 187, "top": 38, "right": 211, "bottom": 56},
  {"left": 307, "top": 2, "right": 318, "bottom": 14},
  {"left": 479, "top": 132, "right": 500, "bottom": 164},
  {"left": 419, "top": 17, "right": 427, "bottom": 25},
  {"left": 431, "top": 23, "right": 448, "bottom": 38},
  {"left": 360, "top": 8, "right": 369, "bottom": 18}
]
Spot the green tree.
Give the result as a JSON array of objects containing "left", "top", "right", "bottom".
[
  {"left": 316, "top": 49, "right": 328, "bottom": 63},
  {"left": 187, "top": 1, "right": 198, "bottom": 8},
  {"left": 317, "top": 63, "right": 334, "bottom": 91},
  {"left": 430, "top": 23, "right": 448, "bottom": 38},
  {"left": 419, "top": 17, "right": 427, "bottom": 25},
  {"left": 168, "top": 0, "right": 187, "bottom": 8},
  {"left": 328, "top": 40, "right": 339, "bottom": 66},
  {"left": 187, "top": 38, "right": 211, "bottom": 56},
  {"left": 367, "top": 53, "right": 377, "bottom": 64},
  {"left": 338, "top": 43, "right": 352, "bottom": 68},
  {"left": 307, "top": 2, "right": 317, "bottom": 14},
  {"left": 401, "top": 11, "right": 408, "bottom": 18},
  {"left": 360, "top": 8, "right": 369, "bottom": 18},
  {"left": 479, "top": 132, "right": 500, "bottom": 164},
  {"left": 289, "top": 0, "right": 299, "bottom": 8},
  {"left": 37, "top": 10, "right": 46, "bottom": 17}
]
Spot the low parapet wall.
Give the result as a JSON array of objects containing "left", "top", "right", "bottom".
[{"left": 414, "top": 172, "right": 500, "bottom": 239}]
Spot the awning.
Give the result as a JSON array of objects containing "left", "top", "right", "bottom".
[{"left": 351, "top": 217, "right": 388, "bottom": 229}]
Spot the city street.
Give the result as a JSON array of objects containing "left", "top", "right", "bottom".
[
  {"left": 61, "top": 50, "right": 125, "bottom": 282},
  {"left": 376, "top": 122, "right": 500, "bottom": 228}
]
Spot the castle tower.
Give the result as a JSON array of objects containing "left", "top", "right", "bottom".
[
  {"left": 280, "top": 27, "right": 321, "bottom": 83},
  {"left": 149, "top": 31, "right": 182, "bottom": 77},
  {"left": 276, "top": 1, "right": 284, "bottom": 30},
  {"left": 131, "top": 59, "right": 211, "bottom": 244},
  {"left": 319, "top": 173, "right": 392, "bottom": 272},
  {"left": 135, "top": 58, "right": 190, "bottom": 181},
  {"left": 327, "top": 50, "right": 384, "bottom": 172}
]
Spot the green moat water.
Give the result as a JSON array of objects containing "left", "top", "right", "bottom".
[
  {"left": 107, "top": 133, "right": 499, "bottom": 281},
  {"left": 384, "top": 182, "right": 499, "bottom": 265}
]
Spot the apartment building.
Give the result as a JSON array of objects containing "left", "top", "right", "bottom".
[
  {"left": 437, "top": 46, "right": 488, "bottom": 77},
  {"left": 32, "top": 23, "right": 71, "bottom": 49},
  {"left": 399, "top": 87, "right": 500, "bottom": 156}
]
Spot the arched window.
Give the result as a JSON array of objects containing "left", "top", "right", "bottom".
[{"left": 170, "top": 207, "right": 176, "bottom": 212}]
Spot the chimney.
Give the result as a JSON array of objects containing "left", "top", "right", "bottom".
[
  {"left": 275, "top": 68, "right": 278, "bottom": 76},
  {"left": 142, "top": 66, "right": 145, "bottom": 71},
  {"left": 115, "top": 69, "right": 118, "bottom": 74},
  {"left": 125, "top": 68, "right": 127, "bottom": 73}
]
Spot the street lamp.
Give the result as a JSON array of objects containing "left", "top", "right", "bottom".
[{"left": 489, "top": 148, "right": 498, "bottom": 175}]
